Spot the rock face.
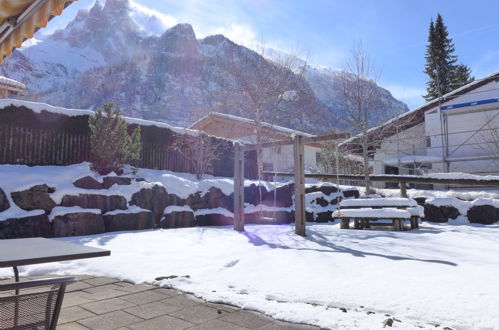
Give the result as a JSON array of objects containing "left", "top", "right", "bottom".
[
  {"left": 187, "top": 187, "right": 233, "bottom": 211},
  {"left": 11, "top": 184, "right": 56, "bottom": 213},
  {"left": 342, "top": 189, "right": 360, "bottom": 199},
  {"left": 305, "top": 185, "right": 338, "bottom": 195},
  {"left": 160, "top": 211, "right": 196, "bottom": 229},
  {"left": 73, "top": 176, "right": 103, "bottom": 189},
  {"left": 262, "top": 183, "right": 294, "bottom": 208},
  {"left": 130, "top": 185, "right": 185, "bottom": 223},
  {"left": 316, "top": 211, "right": 333, "bottom": 222},
  {"left": 467, "top": 205, "right": 499, "bottom": 225},
  {"left": 423, "top": 204, "right": 448, "bottom": 223},
  {"left": 102, "top": 177, "right": 132, "bottom": 189},
  {"left": 103, "top": 211, "right": 154, "bottom": 232},
  {"left": 61, "top": 194, "right": 127, "bottom": 213},
  {"left": 195, "top": 213, "right": 233, "bottom": 226},
  {"left": 424, "top": 204, "right": 460, "bottom": 223},
  {"left": 0, "top": 188, "right": 9, "bottom": 212},
  {"left": 0, "top": 214, "right": 51, "bottom": 239},
  {"left": 244, "top": 184, "right": 269, "bottom": 206},
  {"left": 52, "top": 212, "right": 105, "bottom": 237}
]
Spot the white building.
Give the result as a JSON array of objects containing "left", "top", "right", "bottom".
[
  {"left": 190, "top": 112, "right": 324, "bottom": 173},
  {"left": 348, "top": 71, "right": 499, "bottom": 188}
]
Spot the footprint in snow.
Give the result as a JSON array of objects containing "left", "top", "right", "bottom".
[{"left": 224, "top": 259, "right": 239, "bottom": 268}]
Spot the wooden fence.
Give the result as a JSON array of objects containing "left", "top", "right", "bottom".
[
  {"left": 0, "top": 125, "right": 90, "bottom": 166},
  {"left": 0, "top": 125, "right": 257, "bottom": 178}
]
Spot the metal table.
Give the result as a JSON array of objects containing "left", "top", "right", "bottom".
[{"left": 0, "top": 237, "right": 110, "bottom": 290}]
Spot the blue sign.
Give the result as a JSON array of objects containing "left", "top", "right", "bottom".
[{"left": 441, "top": 98, "right": 499, "bottom": 111}]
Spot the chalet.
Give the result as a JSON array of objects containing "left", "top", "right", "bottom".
[
  {"left": 345, "top": 71, "right": 499, "bottom": 188},
  {"left": 0, "top": 75, "right": 25, "bottom": 97},
  {"left": 190, "top": 112, "right": 323, "bottom": 172}
]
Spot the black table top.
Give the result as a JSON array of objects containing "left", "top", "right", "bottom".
[{"left": 0, "top": 237, "right": 110, "bottom": 268}]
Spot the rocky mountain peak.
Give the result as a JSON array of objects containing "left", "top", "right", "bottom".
[{"left": 158, "top": 23, "right": 200, "bottom": 56}]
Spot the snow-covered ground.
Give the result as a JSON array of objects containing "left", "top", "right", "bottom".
[{"left": 2, "top": 223, "right": 498, "bottom": 329}]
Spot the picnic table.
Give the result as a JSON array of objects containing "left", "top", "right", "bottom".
[
  {"left": 0, "top": 238, "right": 110, "bottom": 289},
  {"left": 332, "top": 198, "right": 423, "bottom": 231}
]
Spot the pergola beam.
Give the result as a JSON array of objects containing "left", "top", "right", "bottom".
[
  {"left": 241, "top": 133, "right": 350, "bottom": 152},
  {"left": 263, "top": 172, "right": 499, "bottom": 187}
]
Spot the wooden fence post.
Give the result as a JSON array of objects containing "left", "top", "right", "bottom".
[
  {"left": 233, "top": 143, "right": 245, "bottom": 231},
  {"left": 294, "top": 135, "right": 306, "bottom": 236},
  {"left": 400, "top": 181, "right": 407, "bottom": 198}
]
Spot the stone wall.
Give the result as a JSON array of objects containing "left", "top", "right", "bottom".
[
  {"left": 416, "top": 197, "right": 499, "bottom": 225},
  {"left": 0, "top": 175, "right": 359, "bottom": 239}
]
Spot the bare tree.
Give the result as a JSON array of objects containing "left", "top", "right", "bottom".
[
  {"left": 337, "top": 42, "right": 384, "bottom": 194},
  {"left": 172, "top": 132, "right": 229, "bottom": 180},
  {"left": 223, "top": 41, "right": 312, "bottom": 180}
]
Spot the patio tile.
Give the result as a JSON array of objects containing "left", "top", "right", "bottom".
[
  {"left": 58, "top": 306, "right": 96, "bottom": 324},
  {"left": 124, "top": 301, "right": 183, "bottom": 319},
  {"left": 206, "top": 302, "right": 241, "bottom": 313},
  {"left": 80, "top": 287, "right": 129, "bottom": 300},
  {"left": 127, "top": 315, "right": 194, "bottom": 330},
  {"left": 161, "top": 294, "right": 203, "bottom": 309},
  {"left": 57, "top": 322, "right": 91, "bottom": 330},
  {"left": 62, "top": 292, "right": 95, "bottom": 308},
  {"left": 189, "top": 319, "right": 250, "bottom": 330},
  {"left": 153, "top": 287, "right": 182, "bottom": 297},
  {"left": 120, "top": 290, "right": 167, "bottom": 304},
  {"left": 220, "top": 310, "right": 274, "bottom": 329},
  {"left": 83, "top": 277, "right": 120, "bottom": 286},
  {"left": 81, "top": 297, "right": 136, "bottom": 315},
  {"left": 67, "top": 281, "right": 94, "bottom": 292},
  {"left": 258, "top": 321, "right": 320, "bottom": 329},
  {"left": 78, "top": 310, "right": 142, "bottom": 330},
  {"left": 169, "top": 304, "right": 227, "bottom": 324},
  {"left": 113, "top": 281, "right": 155, "bottom": 293},
  {"left": 83, "top": 283, "right": 125, "bottom": 293}
]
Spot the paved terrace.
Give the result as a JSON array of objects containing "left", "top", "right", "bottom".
[{"left": 1, "top": 275, "right": 320, "bottom": 330}]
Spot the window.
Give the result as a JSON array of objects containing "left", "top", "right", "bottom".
[
  {"left": 426, "top": 136, "right": 431, "bottom": 147},
  {"left": 316, "top": 152, "right": 321, "bottom": 164},
  {"left": 263, "top": 162, "right": 273, "bottom": 171}
]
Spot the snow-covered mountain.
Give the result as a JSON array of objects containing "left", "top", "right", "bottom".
[{"left": 0, "top": 0, "right": 407, "bottom": 133}]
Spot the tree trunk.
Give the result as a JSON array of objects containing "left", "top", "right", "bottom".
[{"left": 361, "top": 132, "right": 372, "bottom": 194}]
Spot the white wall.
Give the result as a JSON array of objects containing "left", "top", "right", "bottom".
[
  {"left": 372, "top": 123, "right": 426, "bottom": 187},
  {"left": 425, "top": 80, "right": 499, "bottom": 175},
  {"left": 372, "top": 78, "right": 499, "bottom": 187},
  {"left": 262, "top": 145, "right": 321, "bottom": 172}
]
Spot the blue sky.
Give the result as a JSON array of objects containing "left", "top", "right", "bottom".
[{"left": 43, "top": 0, "right": 499, "bottom": 108}]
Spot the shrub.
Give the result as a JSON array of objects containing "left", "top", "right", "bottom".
[{"left": 89, "top": 101, "right": 141, "bottom": 173}]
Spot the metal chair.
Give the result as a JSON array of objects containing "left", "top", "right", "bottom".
[{"left": 0, "top": 277, "right": 76, "bottom": 330}]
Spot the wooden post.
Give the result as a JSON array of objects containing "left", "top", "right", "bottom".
[
  {"left": 294, "top": 135, "right": 306, "bottom": 236},
  {"left": 399, "top": 181, "right": 407, "bottom": 198},
  {"left": 233, "top": 143, "right": 245, "bottom": 231}
]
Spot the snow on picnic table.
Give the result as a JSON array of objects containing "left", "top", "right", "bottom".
[{"left": 2, "top": 223, "right": 499, "bottom": 329}]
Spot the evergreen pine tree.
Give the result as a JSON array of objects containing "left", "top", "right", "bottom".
[
  {"left": 452, "top": 63, "right": 474, "bottom": 89},
  {"left": 89, "top": 101, "right": 141, "bottom": 173},
  {"left": 424, "top": 14, "right": 458, "bottom": 101}
]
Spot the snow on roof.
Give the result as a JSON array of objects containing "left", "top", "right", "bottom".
[
  {"left": 0, "top": 99, "right": 200, "bottom": 136},
  {"left": 191, "top": 112, "right": 315, "bottom": 138},
  {"left": 0, "top": 76, "right": 26, "bottom": 91},
  {"left": 426, "top": 172, "right": 499, "bottom": 181},
  {"left": 341, "top": 70, "right": 499, "bottom": 147},
  {"left": 383, "top": 155, "right": 442, "bottom": 166}
]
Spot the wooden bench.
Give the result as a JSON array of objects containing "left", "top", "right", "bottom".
[{"left": 332, "top": 198, "right": 423, "bottom": 231}]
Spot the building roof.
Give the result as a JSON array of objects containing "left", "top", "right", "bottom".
[
  {"left": 0, "top": 0, "right": 76, "bottom": 64},
  {"left": 0, "top": 75, "right": 26, "bottom": 92},
  {"left": 190, "top": 112, "right": 316, "bottom": 138},
  {"left": 341, "top": 70, "right": 499, "bottom": 152}
]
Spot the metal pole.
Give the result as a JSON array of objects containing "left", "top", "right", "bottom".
[
  {"left": 233, "top": 144, "right": 245, "bottom": 231},
  {"left": 294, "top": 135, "right": 306, "bottom": 236}
]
